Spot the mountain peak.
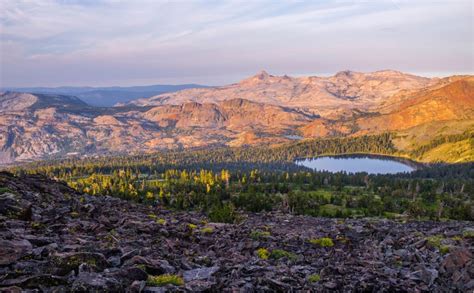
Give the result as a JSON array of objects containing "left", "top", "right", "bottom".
[
  {"left": 239, "top": 70, "right": 273, "bottom": 85},
  {"left": 334, "top": 70, "right": 358, "bottom": 78},
  {"left": 254, "top": 70, "right": 271, "bottom": 80}
]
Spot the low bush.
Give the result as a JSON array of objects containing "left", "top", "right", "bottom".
[
  {"left": 270, "top": 249, "right": 296, "bottom": 260},
  {"left": 147, "top": 274, "right": 184, "bottom": 286},
  {"left": 308, "top": 274, "right": 321, "bottom": 282},
  {"left": 208, "top": 203, "right": 237, "bottom": 223},
  {"left": 256, "top": 248, "right": 269, "bottom": 260},
  {"left": 309, "top": 237, "right": 334, "bottom": 247}
]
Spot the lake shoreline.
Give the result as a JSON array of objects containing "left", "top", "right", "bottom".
[{"left": 294, "top": 153, "right": 424, "bottom": 174}]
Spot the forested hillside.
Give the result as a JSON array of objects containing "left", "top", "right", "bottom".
[{"left": 11, "top": 134, "right": 474, "bottom": 221}]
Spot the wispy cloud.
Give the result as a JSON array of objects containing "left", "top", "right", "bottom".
[{"left": 0, "top": 0, "right": 472, "bottom": 86}]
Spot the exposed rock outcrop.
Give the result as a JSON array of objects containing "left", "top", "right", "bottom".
[{"left": 0, "top": 72, "right": 473, "bottom": 164}]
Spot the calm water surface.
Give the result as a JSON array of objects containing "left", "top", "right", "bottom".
[{"left": 295, "top": 156, "right": 416, "bottom": 174}]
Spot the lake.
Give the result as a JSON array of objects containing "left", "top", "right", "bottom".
[{"left": 295, "top": 155, "right": 416, "bottom": 174}]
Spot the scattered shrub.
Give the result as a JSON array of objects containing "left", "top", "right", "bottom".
[
  {"left": 208, "top": 203, "right": 237, "bottom": 223},
  {"left": 462, "top": 230, "right": 474, "bottom": 238},
  {"left": 31, "top": 222, "right": 42, "bottom": 229},
  {"left": 309, "top": 237, "right": 334, "bottom": 247},
  {"left": 270, "top": 249, "right": 296, "bottom": 260},
  {"left": 0, "top": 187, "right": 13, "bottom": 194},
  {"left": 156, "top": 218, "right": 166, "bottom": 225},
  {"left": 308, "top": 274, "right": 321, "bottom": 282},
  {"left": 426, "top": 235, "right": 443, "bottom": 248},
  {"left": 250, "top": 230, "right": 271, "bottom": 240},
  {"left": 187, "top": 223, "right": 197, "bottom": 230},
  {"left": 200, "top": 227, "right": 214, "bottom": 234},
  {"left": 451, "top": 236, "right": 462, "bottom": 242},
  {"left": 256, "top": 248, "right": 269, "bottom": 260},
  {"left": 439, "top": 245, "right": 450, "bottom": 255},
  {"left": 147, "top": 274, "right": 184, "bottom": 286}
]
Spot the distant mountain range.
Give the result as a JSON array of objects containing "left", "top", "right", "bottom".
[
  {"left": 1, "top": 84, "right": 209, "bottom": 107},
  {"left": 0, "top": 70, "right": 472, "bottom": 164}
]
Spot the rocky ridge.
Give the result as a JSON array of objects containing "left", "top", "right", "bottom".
[
  {"left": 1, "top": 71, "right": 473, "bottom": 164},
  {"left": 127, "top": 70, "right": 436, "bottom": 112},
  {"left": 0, "top": 94, "right": 313, "bottom": 164},
  {"left": 0, "top": 172, "right": 473, "bottom": 292}
]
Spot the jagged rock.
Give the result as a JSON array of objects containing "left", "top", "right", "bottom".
[
  {"left": 0, "top": 274, "right": 68, "bottom": 289},
  {"left": 143, "top": 287, "right": 167, "bottom": 293},
  {"left": 111, "top": 267, "right": 148, "bottom": 285},
  {"left": 71, "top": 272, "right": 121, "bottom": 292},
  {"left": 52, "top": 252, "right": 109, "bottom": 275},
  {"left": 441, "top": 248, "right": 472, "bottom": 273},
  {"left": 0, "top": 192, "right": 32, "bottom": 221},
  {"left": 124, "top": 256, "right": 175, "bottom": 275},
  {"left": 409, "top": 267, "right": 438, "bottom": 286},
  {"left": 0, "top": 286, "right": 22, "bottom": 293},
  {"left": 0, "top": 239, "right": 32, "bottom": 265},
  {"left": 127, "top": 280, "right": 146, "bottom": 293},
  {"left": 107, "top": 256, "right": 121, "bottom": 267},
  {"left": 183, "top": 266, "right": 219, "bottom": 282}
]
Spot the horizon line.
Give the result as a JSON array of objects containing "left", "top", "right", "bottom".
[{"left": 2, "top": 69, "right": 473, "bottom": 89}]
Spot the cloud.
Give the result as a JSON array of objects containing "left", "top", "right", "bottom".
[{"left": 0, "top": 0, "right": 472, "bottom": 86}]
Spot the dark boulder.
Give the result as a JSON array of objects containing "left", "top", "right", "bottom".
[
  {"left": 0, "top": 192, "right": 32, "bottom": 221},
  {"left": 0, "top": 239, "right": 32, "bottom": 265}
]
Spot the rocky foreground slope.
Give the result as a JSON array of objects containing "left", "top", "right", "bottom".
[{"left": 0, "top": 172, "right": 473, "bottom": 292}]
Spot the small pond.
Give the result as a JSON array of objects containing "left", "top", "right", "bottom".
[{"left": 295, "top": 155, "right": 416, "bottom": 174}]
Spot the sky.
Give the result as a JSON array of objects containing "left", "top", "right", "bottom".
[{"left": 0, "top": 0, "right": 473, "bottom": 87}]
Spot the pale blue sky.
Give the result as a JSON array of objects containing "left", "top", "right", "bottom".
[{"left": 1, "top": 0, "right": 473, "bottom": 87}]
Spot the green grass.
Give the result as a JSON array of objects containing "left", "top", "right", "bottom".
[{"left": 147, "top": 274, "right": 184, "bottom": 286}]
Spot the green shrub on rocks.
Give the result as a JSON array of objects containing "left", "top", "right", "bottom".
[
  {"left": 147, "top": 274, "right": 184, "bottom": 286},
  {"left": 156, "top": 218, "right": 166, "bottom": 225},
  {"left": 439, "top": 245, "right": 450, "bottom": 255},
  {"left": 426, "top": 235, "right": 443, "bottom": 248},
  {"left": 270, "top": 249, "right": 296, "bottom": 260},
  {"left": 257, "top": 248, "right": 270, "bottom": 260},
  {"left": 208, "top": 203, "right": 237, "bottom": 223},
  {"left": 200, "top": 227, "right": 214, "bottom": 234},
  {"left": 308, "top": 274, "right": 321, "bottom": 282},
  {"left": 250, "top": 230, "right": 271, "bottom": 240},
  {"left": 462, "top": 230, "right": 474, "bottom": 238},
  {"left": 0, "top": 187, "right": 13, "bottom": 194},
  {"left": 425, "top": 235, "right": 451, "bottom": 254},
  {"left": 309, "top": 237, "right": 334, "bottom": 247}
]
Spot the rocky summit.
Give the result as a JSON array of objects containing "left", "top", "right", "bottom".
[{"left": 0, "top": 172, "right": 472, "bottom": 292}]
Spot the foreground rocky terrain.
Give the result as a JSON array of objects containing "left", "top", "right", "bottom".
[
  {"left": 0, "top": 172, "right": 473, "bottom": 292},
  {"left": 1, "top": 70, "right": 473, "bottom": 164}
]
